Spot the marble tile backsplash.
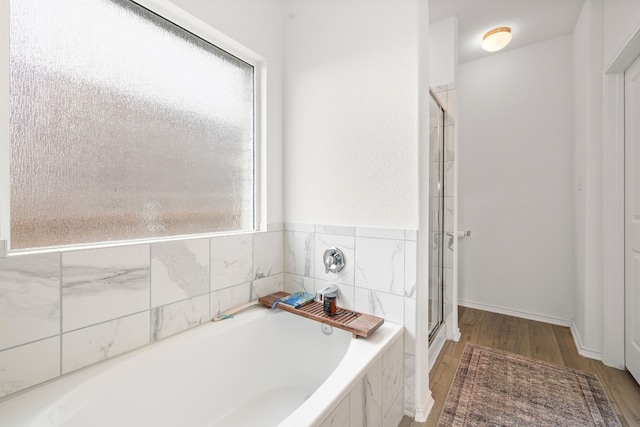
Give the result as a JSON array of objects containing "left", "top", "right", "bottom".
[
  {"left": 62, "top": 245, "right": 151, "bottom": 332},
  {"left": 355, "top": 237, "right": 405, "bottom": 296},
  {"left": 284, "top": 223, "right": 417, "bottom": 342},
  {"left": 0, "top": 229, "right": 284, "bottom": 399},
  {"left": 284, "top": 222, "right": 419, "bottom": 417},
  {"left": 0, "top": 337, "right": 60, "bottom": 398},
  {"left": 0, "top": 253, "right": 60, "bottom": 350},
  {"left": 1, "top": 222, "right": 418, "bottom": 418},
  {"left": 151, "top": 239, "right": 209, "bottom": 308}
]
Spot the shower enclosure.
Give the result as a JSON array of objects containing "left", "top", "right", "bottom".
[{"left": 428, "top": 89, "right": 446, "bottom": 342}]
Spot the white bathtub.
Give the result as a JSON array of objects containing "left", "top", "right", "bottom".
[{"left": 0, "top": 306, "right": 404, "bottom": 427}]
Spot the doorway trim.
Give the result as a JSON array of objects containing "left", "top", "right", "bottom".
[{"left": 602, "top": 20, "right": 640, "bottom": 369}]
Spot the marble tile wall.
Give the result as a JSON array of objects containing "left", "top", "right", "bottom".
[
  {"left": 284, "top": 222, "right": 418, "bottom": 416},
  {"left": 1, "top": 221, "right": 415, "bottom": 417},
  {"left": 319, "top": 336, "right": 404, "bottom": 427},
  {"left": 0, "top": 229, "right": 284, "bottom": 399}
]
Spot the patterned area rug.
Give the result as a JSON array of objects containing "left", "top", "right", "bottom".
[{"left": 438, "top": 344, "right": 622, "bottom": 426}]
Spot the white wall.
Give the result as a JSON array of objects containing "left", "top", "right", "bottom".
[
  {"left": 169, "top": 0, "right": 285, "bottom": 224},
  {"left": 283, "top": 0, "right": 421, "bottom": 229},
  {"left": 430, "top": 17, "right": 457, "bottom": 87},
  {"left": 282, "top": 0, "right": 433, "bottom": 418},
  {"left": 603, "top": 0, "right": 640, "bottom": 67},
  {"left": 457, "top": 36, "right": 574, "bottom": 324},
  {"left": 572, "top": 0, "right": 604, "bottom": 358}
]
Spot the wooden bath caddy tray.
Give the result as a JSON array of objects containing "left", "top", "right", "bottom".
[{"left": 258, "top": 292, "right": 384, "bottom": 338}]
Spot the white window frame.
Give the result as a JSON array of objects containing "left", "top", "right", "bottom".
[{"left": 0, "top": 0, "right": 267, "bottom": 256}]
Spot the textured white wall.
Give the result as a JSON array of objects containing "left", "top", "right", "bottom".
[
  {"left": 282, "top": 1, "right": 433, "bottom": 417},
  {"left": 282, "top": 0, "right": 420, "bottom": 229},
  {"left": 573, "top": 4, "right": 587, "bottom": 350},
  {"left": 429, "top": 17, "right": 457, "bottom": 87},
  {"left": 457, "top": 36, "right": 575, "bottom": 323},
  {"left": 572, "top": 0, "right": 604, "bottom": 357},
  {"left": 169, "top": 0, "right": 285, "bottom": 225}
]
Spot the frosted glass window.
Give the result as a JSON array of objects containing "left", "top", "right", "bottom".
[{"left": 9, "top": 0, "right": 255, "bottom": 250}]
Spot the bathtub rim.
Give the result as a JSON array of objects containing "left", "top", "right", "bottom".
[
  {"left": 0, "top": 305, "right": 403, "bottom": 427},
  {"left": 0, "top": 307, "right": 318, "bottom": 425}
]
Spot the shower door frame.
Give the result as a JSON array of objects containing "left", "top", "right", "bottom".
[{"left": 428, "top": 89, "right": 446, "bottom": 343}]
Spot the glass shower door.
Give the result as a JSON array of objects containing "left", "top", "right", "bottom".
[{"left": 428, "top": 90, "right": 445, "bottom": 341}]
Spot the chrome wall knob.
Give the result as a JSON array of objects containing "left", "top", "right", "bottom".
[{"left": 323, "top": 247, "right": 345, "bottom": 274}]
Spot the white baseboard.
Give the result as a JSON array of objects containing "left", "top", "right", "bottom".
[
  {"left": 458, "top": 299, "right": 572, "bottom": 327},
  {"left": 570, "top": 321, "right": 603, "bottom": 360},
  {"left": 457, "top": 299, "right": 603, "bottom": 361}
]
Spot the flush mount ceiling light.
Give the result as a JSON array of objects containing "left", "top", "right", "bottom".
[{"left": 482, "top": 27, "right": 512, "bottom": 52}]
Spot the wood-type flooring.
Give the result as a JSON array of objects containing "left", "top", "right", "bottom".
[{"left": 399, "top": 306, "right": 640, "bottom": 427}]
